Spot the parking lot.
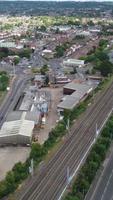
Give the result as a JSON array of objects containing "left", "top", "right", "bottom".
[{"left": 0, "top": 146, "right": 30, "bottom": 180}]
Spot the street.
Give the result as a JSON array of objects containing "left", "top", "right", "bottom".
[
  {"left": 85, "top": 145, "right": 113, "bottom": 200},
  {"left": 0, "top": 75, "right": 32, "bottom": 128}
]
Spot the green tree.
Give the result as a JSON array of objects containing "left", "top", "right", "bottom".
[
  {"left": 12, "top": 162, "right": 28, "bottom": 183},
  {"left": 13, "top": 56, "right": 20, "bottom": 65},
  {"left": 40, "top": 65, "right": 49, "bottom": 75},
  {"left": 5, "top": 171, "right": 16, "bottom": 193},
  {"left": 0, "top": 72, "right": 9, "bottom": 91},
  {"left": 55, "top": 46, "right": 64, "bottom": 57},
  {"left": 19, "top": 48, "right": 32, "bottom": 59},
  {"left": 99, "top": 39, "right": 108, "bottom": 48},
  {"left": 0, "top": 181, "right": 7, "bottom": 198},
  {"left": 45, "top": 75, "right": 49, "bottom": 85},
  {"left": 98, "top": 61, "right": 113, "bottom": 76},
  {"left": 30, "top": 143, "right": 47, "bottom": 162},
  {"left": 39, "top": 25, "right": 46, "bottom": 32}
]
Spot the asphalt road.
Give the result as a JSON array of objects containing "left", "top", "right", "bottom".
[
  {"left": 85, "top": 146, "right": 113, "bottom": 200},
  {"left": 0, "top": 75, "right": 31, "bottom": 128},
  {"left": 15, "top": 81, "right": 113, "bottom": 200}
]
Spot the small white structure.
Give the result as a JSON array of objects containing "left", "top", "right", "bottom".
[
  {"left": 76, "top": 30, "right": 91, "bottom": 37},
  {"left": 63, "top": 59, "right": 85, "bottom": 67},
  {"left": 42, "top": 49, "right": 54, "bottom": 59}
]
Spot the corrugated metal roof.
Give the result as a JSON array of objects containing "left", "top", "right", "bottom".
[
  {"left": 58, "top": 82, "right": 93, "bottom": 110},
  {"left": 0, "top": 111, "right": 39, "bottom": 138}
]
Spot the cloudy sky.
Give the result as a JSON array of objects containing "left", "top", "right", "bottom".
[
  {"left": 15, "top": 0, "right": 113, "bottom": 1},
  {"left": 0, "top": 0, "right": 113, "bottom": 1}
]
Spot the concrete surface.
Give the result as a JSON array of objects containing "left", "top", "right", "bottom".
[
  {"left": 34, "top": 87, "right": 63, "bottom": 144},
  {"left": 0, "top": 146, "right": 30, "bottom": 181}
]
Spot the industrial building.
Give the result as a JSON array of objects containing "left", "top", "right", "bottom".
[
  {"left": 57, "top": 81, "right": 93, "bottom": 112},
  {"left": 0, "top": 41, "right": 23, "bottom": 49},
  {"left": 34, "top": 75, "right": 45, "bottom": 88},
  {"left": 19, "top": 87, "right": 50, "bottom": 114},
  {"left": 0, "top": 84, "right": 51, "bottom": 145},
  {"left": 0, "top": 111, "right": 40, "bottom": 145},
  {"left": 76, "top": 30, "right": 91, "bottom": 37}
]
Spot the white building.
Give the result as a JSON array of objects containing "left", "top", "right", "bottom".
[
  {"left": 0, "top": 111, "right": 39, "bottom": 145},
  {"left": 63, "top": 59, "right": 85, "bottom": 67},
  {"left": 42, "top": 49, "right": 54, "bottom": 59}
]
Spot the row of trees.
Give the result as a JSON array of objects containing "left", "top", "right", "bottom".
[
  {"left": 0, "top": 71, "right": 9, "bottom": 91},
  {"left": 55, "top": 42, "right": 69, "bottom": 57},
  {"left": 0, "top": 47, "right": 32, "bottom": 61},
  {"left": 84, "top": 39, "right": 113, "bottom": 77},
  {"left": 65, "top": 116, "right": 113, "bottom": 200}
]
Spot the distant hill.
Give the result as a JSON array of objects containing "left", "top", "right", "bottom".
[{"left": 0, "top": 1, "right": 112, "bottom": 16}]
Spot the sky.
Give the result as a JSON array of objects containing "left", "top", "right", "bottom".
[
  {"left": 12, "top": 0, "right": 113, "bottom": 1},
  {"left": 0, "top": 0, "right": 113, "bottom": 1}
]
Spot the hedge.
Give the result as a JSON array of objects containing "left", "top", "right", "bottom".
[{"left": 64, "top": 116, "right": 113, "bottom": 200}]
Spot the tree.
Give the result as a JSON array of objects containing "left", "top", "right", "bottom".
[
  {"left": 99, "top": 39, "right": 108, "bottom": 48},
  {"left": 95, "top": 51, "right": 109, "bottom": 61},
  {"left": 12, "top": 162, "right": 28, "bottom": 183},
  {"left": 5, "top": 171, "right": 16, "bottom": 193},
  {"left": 0, "top": 181, "right": 7, "bottom": 198},
  {"left": 55, "top": 28, "right": 60, "bottom": 34},
  {"left": 98, "top": 61, "right": 113, "bottom": 76},
  {"left": 45, "top": 75, "right": 49, "bottom": 85},
  {"left": 87, "top": 20, "right": 95, "bottom": 26},
  {"left": 30, "top": 143, "right": 47, "bottom": 162},
  {"left": 40, "top": 65, "right": 49, "bottom": 75},
  {"left": 0, "top": 72, "right": 9, "bottom": 91},
  {"left": 39, "top": 25, "right": 46, "bottom": 32},
  {"left": 55, "top": 46, "right": 64, "bottom": 57},
  {"left": 19, "top": 48, "right": 32, "bottom": 59},
  {"left": 13, "top": 56, "right": 20, "bottom": 65}
]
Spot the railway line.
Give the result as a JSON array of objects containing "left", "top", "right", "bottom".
[{"left": 18, "top": 82, "right": 113, "bottom": 200}]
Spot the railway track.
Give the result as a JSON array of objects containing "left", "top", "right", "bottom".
[{"left": 18, "top": 82, "right": 113, "bottom": 200}]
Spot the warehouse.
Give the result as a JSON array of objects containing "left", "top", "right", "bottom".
[
  {"left": 57, "top": 81, "right": 93, "bottom": 112},
  {"left": 0, "top": 111, "right": 40, "bottom": 145}
]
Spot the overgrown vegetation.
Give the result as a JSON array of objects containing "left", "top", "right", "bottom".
[
  {"left": 82, "top": 39, "right": 113, "bottom": 77},
  {"left": 0, "top": 71, "right": 9, "bottom": 91},
  {"left": 55, "top": 42, "right": 69, "bottom": 57},
  {"left": 0, "top": 47, "right": 32, "bottom": 61},
  {"left": 64, "top": 116, "right": 113, "bottom": 200}
]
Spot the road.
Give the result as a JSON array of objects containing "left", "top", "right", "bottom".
[
  {"left": 85, "top": 146, "right": 113, "bottom": 200},
  {"left": 0, "top": 75, "right": 32, "bottom": 128},
  {"left": 15, "top": 81, "right": 113, "bottom": 200}
]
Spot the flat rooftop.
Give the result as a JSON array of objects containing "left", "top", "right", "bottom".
[
  {"left": 63, "top": 59, "right": 84, "bottom": 66},
  {"left": 57, "top": 81, "right": 93, "bottom": 110}
]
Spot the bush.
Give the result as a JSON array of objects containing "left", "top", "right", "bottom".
[
  {"left": 65, "top": 116, "right": 113, "bottom": 200},
  {"left": 0, "top": 71, "right": 9, "bottom": 91}
]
